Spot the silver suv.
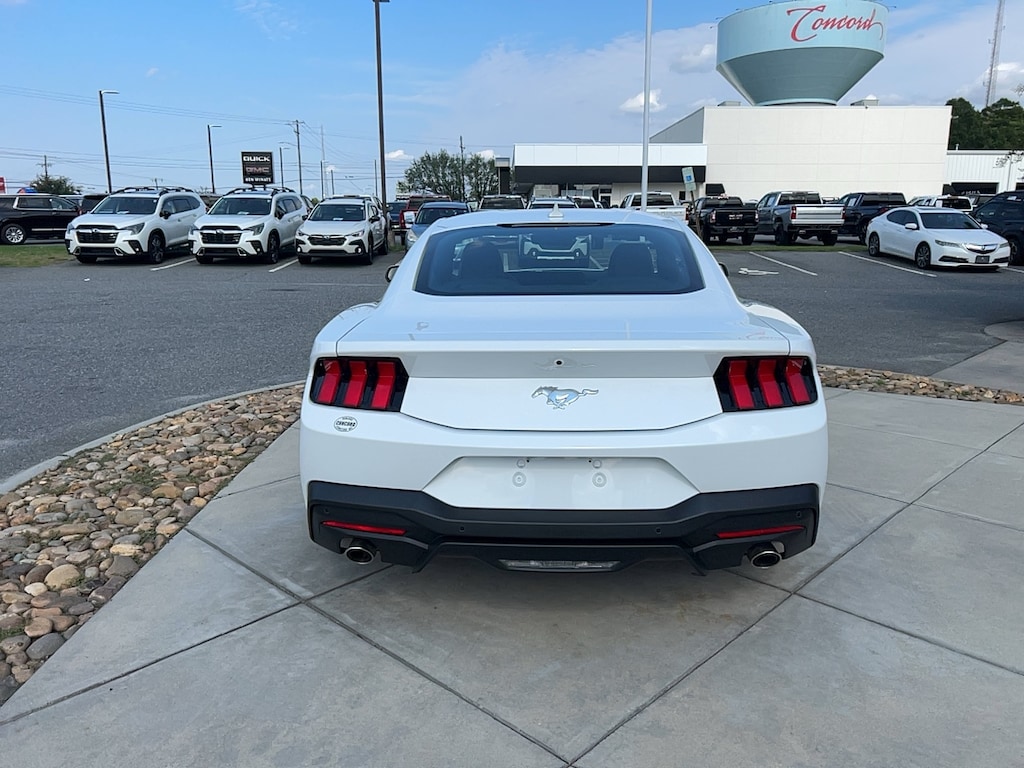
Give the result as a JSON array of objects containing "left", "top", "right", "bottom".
[
  {"left": 189, "top": 187, "right": 307, "bottom": 264},
  {"left": 65, "top": 187, "right": 205, "bottom": 264}
]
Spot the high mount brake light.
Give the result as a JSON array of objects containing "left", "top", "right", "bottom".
[
  {"left": 714, "top": 356, "right": 817, "bottom": 412},
  {"left": 310, "top": 357, "right": 407, "bottom": 412}
]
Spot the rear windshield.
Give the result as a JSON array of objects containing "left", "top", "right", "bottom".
[
  {"left": 208, "top": 197, "right": 271, "bottom": 216},
  {"left": 480, "top": 196, "right": 525, "bottom": 209},
  {"left": 942, "top": 198, "right": 972, "bottom": 210},
  {"left": 703, "top": 197, "right": 744, "bottom": 208},
  {"left": 920, "top": 212, "right": 981, "bottom": 230},
  {"left": 91, "top": 196, "right": 157, "bottom": 215},
  {"left": 414, "top": 223, "right": 704, "bottom": 297},
  {"left": 861, "top": 194, "right": 906, "bottom": 205},
  {"left": 415, "top": 206, "right": 466, "bottom": 225}
]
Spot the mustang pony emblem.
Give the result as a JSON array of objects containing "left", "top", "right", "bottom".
[{"left": 532, "top": 386, "right": 598, "bottom": 409}]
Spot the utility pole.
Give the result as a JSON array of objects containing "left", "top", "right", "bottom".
[
  {"left": 39, "top": 155, "right": 50, "bottom": 183},
  {"left": 293, "top": 119, "right": 303, "bottom": 193},
  {"left": 320, "top": 125, "right": 326, "bottom": 199},
  {"left": 459, "top": 136, "right": 466, "bottom": 202}
]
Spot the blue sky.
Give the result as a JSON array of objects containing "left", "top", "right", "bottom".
[{"left": 1, "top": 0, "right": 1021, "bottom": 199}]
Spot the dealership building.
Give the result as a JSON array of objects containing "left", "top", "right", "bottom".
[{"left": 503, "top": 0, "right": 1022, "bottom": 206}]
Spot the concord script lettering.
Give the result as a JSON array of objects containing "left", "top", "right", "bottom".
[{"left": 787, "top": 4, "right": 884, "bottom": 42}]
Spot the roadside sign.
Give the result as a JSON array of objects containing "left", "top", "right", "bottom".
[
  {"left": 0, "top": 176, "right": 5, "bottom": 193},
  {"left": 681, "top": 166, "right": 696, "bottom": 195},
  {"left": 241, "top": 151, "right": 274, "bottom": 186}
]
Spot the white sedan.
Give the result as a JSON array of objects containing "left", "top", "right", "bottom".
[
  {"left": 866, "top": 206, "right": 1010, "bottom": 270},
  {"left": 299, "top": 208, "right": 828, "bottom": 573}
]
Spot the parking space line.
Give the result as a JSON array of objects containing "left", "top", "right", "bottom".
[
  {"left": 269, "top": 259, "right": 298, "bottom": 273},
  {"left": 1005, "top": 267, "right": 1024, "bottom": 275},
  {"left": 839, "top": 251, "right": 936, "bottom": 278},
  {"left": 150, "top": 258, "right": 195, "bottom": 272},
  {"left": 747, "top": 252, "right": 817, "bottom": 276}
]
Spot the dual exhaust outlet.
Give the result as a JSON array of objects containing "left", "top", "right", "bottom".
[{"left": 344, "top": 540, "right": 782, "bottom": 568}]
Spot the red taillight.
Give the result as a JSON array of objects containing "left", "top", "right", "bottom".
[
  {"left": 309, "top": 357, "right": 407, "bottom": 411},
  {"left": 715, "top": 524, "right": 804, "bottom": 540},
  {"left": 790, "top": 208, "right": 797, "bottom": 220},
  {"left": 715, "top": 356, "right": 817, "bottom": 412},
  {"left": 322, "top": 521, "right": 407, "bottom": 536}
]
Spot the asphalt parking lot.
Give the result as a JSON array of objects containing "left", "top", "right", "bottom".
[{"left": 2, "top": 242, "right": 1024, "bottom": 484}]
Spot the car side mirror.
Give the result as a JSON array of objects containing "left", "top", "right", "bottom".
[
  {"left": 275, "top": 209, "right": 284, "bottom": 219},
  {"left": 160, "top": 209, "right": 171, "bottom": 219},
  {"left": 905, "top": 223, "right": 918, "bottom": 231},
  {"left": 719, "top": 262, "right": 729, "bottom": 277},
  {"left": 385, "top": 263, "right": 400, "bottom": 283},
  {"left": 301, "top": 213, "right": 308, "bottom": 220}
]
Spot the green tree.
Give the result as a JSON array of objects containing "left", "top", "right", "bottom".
[
  {"left": 463, "top": 154, "right": 499, "bottom": 202},
  {"left": 29, "top": 173, "right": 79, "bottom": 195},
  {"left": 401, "top": 150, "right": 498, "bottom": 202},
  {"left": 947, "top": 96, "right": 1024, "bottom": 151}
]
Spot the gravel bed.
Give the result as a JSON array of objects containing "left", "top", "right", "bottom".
[{"left": 2, "top": 369, "right": 1022, "bottom": 706}]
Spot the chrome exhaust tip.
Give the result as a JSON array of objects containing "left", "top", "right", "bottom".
[
  {"left": 344, "top": 540, "right": 377, "bottom": 565},
  {"left": 747, "top": 544, "right": 782, "bottom": 569}
]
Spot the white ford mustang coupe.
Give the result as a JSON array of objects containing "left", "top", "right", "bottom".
[{"left": 299, "top": 207, "right": 828, "bottom": 573}]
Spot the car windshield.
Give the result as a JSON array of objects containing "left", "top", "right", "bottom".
[
  {"left": 310, "top": 204, "right": 365, "bottom": 222},
  {"left": 414, "top": 223, "right": 704, "bottom": 297},
  {"left": 90, "top": 196, "right": 157, "bottom": 215},
  {"left": 208, "top": 197, "right": 271, "bottom": 216},
  {"left": 920, "top": 212, "right": 982, "bottom": 230},
  {"left": 415, "top": 207, "right": 464, "bottom": 225},
  {"left": 530, "top": 199, "right": 574, "bottom": 209}
]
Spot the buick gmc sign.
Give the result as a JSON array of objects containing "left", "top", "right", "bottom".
[{"left": 241, "top": 152, "right": 275, "bottom": 185}]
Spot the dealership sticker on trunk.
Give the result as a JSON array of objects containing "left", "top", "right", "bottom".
[{"left": 333, "top": 417, "right": 358, "bottom": 432}]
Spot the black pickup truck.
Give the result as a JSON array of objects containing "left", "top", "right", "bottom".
[
  {"left": 690, "top": 195, "right": 758, "bottom": 245},
  {"left": 836, "top": 191, "right": 906, "bottom": 243}
]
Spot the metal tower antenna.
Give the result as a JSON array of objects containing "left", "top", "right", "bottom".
[{"left": 984, "top": 0, "right": 1005, "bottom": 107}]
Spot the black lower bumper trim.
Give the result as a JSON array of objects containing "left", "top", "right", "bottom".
[{"left": 307, "top": 481, "right": 819, "bottom": 572}]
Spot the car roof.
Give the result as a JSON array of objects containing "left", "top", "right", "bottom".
[
  {"left": 419, "top": 201, "right": 469, "bottom": 209},
  {"left": 416, "top": 207, "right": 684, "bottom": 233}
]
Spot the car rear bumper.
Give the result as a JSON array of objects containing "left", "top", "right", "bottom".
[{"left": 306, "top": 480, "right": 819, "bottom": 572}]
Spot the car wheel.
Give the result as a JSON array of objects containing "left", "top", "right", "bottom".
[
  {"left": 867, "top": 233, "right": 882, "bottom": 257},
  {"left": 264, "top": 232, "right": 280, "bottom": 264},
  {"left": 1, "top": 223, "right": 27, "bottom": 245},
  {"left": 820, "top": 233, "right": 838, "bottom": 246},
  {"left": 146, "top": 232, "right": 165, "bottom": 264},
  {"left": 1008, "top": 236, "right": 1022, "bottom": 266},
  {"left": 364, "top": 237, "right": 375, "bottom": 265},
  {"left": 75, "top": 253, "right": 98, "bottom": 264},
  {"left": 195, "top": 253, "right": 214, "bottom": 265},
  {"left": 379, "top": 232, "right": 389, "bottom": 255},
  {"left": 915, "top": 243, "right": 931, "bottom": 269},
  {"left": 297, "top": 254, "right": 312, "bottom": 265},
  {"left": 773, "top": 224, "right": 787, "bottom": 246},
  {"left": 741, "top": 232, "right": 755, "bottom": 246},
  {"left": 700, "top": 225, "right": 713, "bottom": 244}
]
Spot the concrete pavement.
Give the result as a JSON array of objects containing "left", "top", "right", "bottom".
[{"left": 2, "top": 353, "right": 1024, "bottom": 766}]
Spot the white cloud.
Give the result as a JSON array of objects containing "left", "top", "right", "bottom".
[
  {"left": 475, "top": 149, "right": 496, "bottom": 161},
  {"left": 234, "top": 0, "right": 297, "bottom": 39},
  {"left": 145, "top": 67, "right": 159, "bottom": 78},
  {"left": 620, "top": 89, "right": 665, "bottom": 114},
  {"left": 386, "top": 150, "right": 412, "bottom": 161},
  {"left": 670, "top": 43, "right": 716, "bottom": 75}
]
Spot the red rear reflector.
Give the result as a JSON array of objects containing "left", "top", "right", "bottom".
[
  {"left": 756, "top": 359, "right": 784, "bottom": 407},
  {"left": 716, "top": 525, "right": 804, "bottom": 540},
  {"left": 322, "top": 521, "right": 407, "bottom": 536},
  {"left": 727, "top": 360, "right": 755, "bottom": 410}
]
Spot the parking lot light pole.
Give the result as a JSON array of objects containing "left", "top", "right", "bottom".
[
  {"left": 98, "top": 89, "right": 119, "bottom": 193},
  {"left": 279, "top": 144, "right": 291, "bottom": 187},
  {"left": 373, "top": 0, "right": 389, "bottom": 206},
  {"left": 207, "top": 124, "right": 221, "bottom": 194}
]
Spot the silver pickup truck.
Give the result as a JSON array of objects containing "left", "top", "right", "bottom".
[{"left": 755, "top": 191, "right": 844, "bottom": 246}]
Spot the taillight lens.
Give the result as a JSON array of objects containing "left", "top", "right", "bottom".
[
  {"left": 714, "top": 356, "right": 817, "bottom": 412},
  {"left": 309, "top": 357, "right": 407, "bottom": 411},
  {"left": 789, "top": 208, "right": 797, "bottom": 220}
]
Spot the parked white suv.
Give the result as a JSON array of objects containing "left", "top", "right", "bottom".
[
  {"left": 65, "top": 187, "right": 205, "bottom": 264},
  {"left": 295, "top": 195, "right": 388, "bottom": 265},
  {"left": 189, "top": 187, "right": 307, "bottom": 264}
]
